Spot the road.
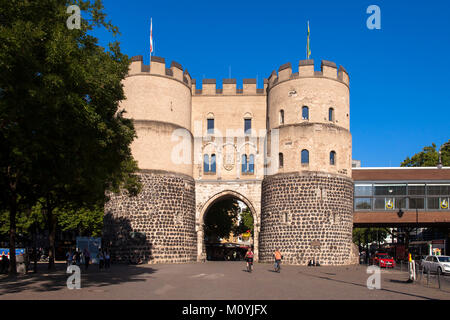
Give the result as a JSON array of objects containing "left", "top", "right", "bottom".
[{"left": 0, "top": 261, "right": 449, "bottom": 300}]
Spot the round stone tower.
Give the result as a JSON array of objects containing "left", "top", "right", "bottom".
[
  {"left": 259, "top": 59, "right": 355, "bottom": 265},
  {"left": 104, "top": 56, "right": 197, "bottom": 264}
]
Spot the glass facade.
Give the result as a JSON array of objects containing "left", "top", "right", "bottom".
[{"left": 354, "top": 182, "right": 450, "bottom": 211}]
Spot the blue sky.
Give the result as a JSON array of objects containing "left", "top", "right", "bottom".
[{"left": 93, "top": 0, "right": 450, "bottom": 167}]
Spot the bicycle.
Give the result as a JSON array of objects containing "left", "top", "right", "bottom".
[
  {"left": 274, "top": 260, "right": 281, "bottom": 273},
  {"left": 246, "top": 259, "right": 253, "bottom": 273}
]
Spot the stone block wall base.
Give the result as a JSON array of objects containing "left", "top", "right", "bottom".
[
  {"left": 259, "top": 172, "right": 354, "bottom": 266},
  {"left": 104, "top": 171, "right": 197, "bottom": 264}
]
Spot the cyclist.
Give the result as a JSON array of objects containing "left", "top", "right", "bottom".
[
  {"left": 274, "top": 248, "right": 282, "bottom": 272},
  {"left": 244, "top": 247, "right": 254, "bottom": 272}
]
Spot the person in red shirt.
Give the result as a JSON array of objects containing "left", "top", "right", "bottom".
[{"left": 244, "top": 247, "right": 254, "bottom": 272}]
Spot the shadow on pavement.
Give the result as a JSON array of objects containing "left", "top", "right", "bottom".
[
  {"left": 297, "top": 269, "right": 438, "bottom": 300},
  {"left": 0, "top": 262, "right": 157, "bottom": 296}
]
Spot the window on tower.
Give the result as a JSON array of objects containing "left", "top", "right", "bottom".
[
  {"left": 279, "top": 109, "right": 285, "bottom": 125},
  {"left": 301, "top": 149, "right": 309, "bottom": 164},
  {"left": 329, "top": 108, "right": 335, "bottom": 122},
  {"left": 302, "top": 106, "right": 309, "bottom": 120},
  {"left": 279, "top": 153, "right": 284, "bottom": 169},
  {"left": 330, "top": 151, "right": 336, "bottom": 165}
]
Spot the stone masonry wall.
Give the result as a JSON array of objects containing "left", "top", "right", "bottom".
[
  {"left": 259, "top": 171, "right": 355, "bottom": 265},
  {"left": 104, "top": 170, "right": 197, "bottom": 264}
]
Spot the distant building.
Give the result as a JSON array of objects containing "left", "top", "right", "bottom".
[{"left": 352, "top": 160, "right": 361, "bottom": 168}]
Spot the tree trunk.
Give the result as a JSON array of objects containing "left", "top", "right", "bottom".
[
  {"left": 47, "top": 206, "right": 56, "bottom": 271},
  {"left": 8, "top": 199, "right": 17, "bottom": 276}
]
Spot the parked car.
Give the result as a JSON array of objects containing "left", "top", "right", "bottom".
[
  {"left": 373, "top": 253, "right": 396, "bottom": 268},
  {"left": 422, "top": 255, "right": 450, "bottom": 275}
]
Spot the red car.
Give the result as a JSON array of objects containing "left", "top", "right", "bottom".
[{"left": 373, "top": 253, "right": 396, "bottom": 268}]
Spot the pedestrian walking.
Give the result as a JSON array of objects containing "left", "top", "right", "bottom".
[
  {"left": 74, "top": 249, "right": 81, "bottom": 266},
  {"left": 98, "top": 250, "right": 104, "bottom": 270},
  {"left": 105, "top": 250, "right": 111, "bottom": 269},
  {"left": 66, "top": 249, "right": 73, "bottom": 268},
  {"left": 83, "top": 248, "right": 90, "bottom": 270}
]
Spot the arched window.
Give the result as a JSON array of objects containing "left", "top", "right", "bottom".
[
  {"left": 329, "top": 108, "right": 334, "bottom": 122},
  {"left": 249, "top": 155, "right": 255, "bottom": 173},
  {"left": 211, "top": 154, "right": 217, "bottom": 173},
  {"left": 279, "top": 110, "right": 285, "bottom": 125},
  {"left": 302, "top": 106, "right": 309, "bottom": 120},
  {"left": 203, "top": 154, "right": 210, "bottom": 173},
  {"left": 301, "top": 149, "right": 309, "bottom": 164},
  {"left": 242, "top": 154, "right": 248, "bottom": 173},
  {"left": 279, "top": 153, "right": 284, "bottom": 168},
  {"left": 330, "top": 151, "right": 336, "bottom": 166}
]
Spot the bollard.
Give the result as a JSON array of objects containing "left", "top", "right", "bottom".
[
  {"left": 427, "top": 268, "right": 430, "bottom": 286},
  {"left": 437, "top": 269, "right": 441, "bottom": 290}
]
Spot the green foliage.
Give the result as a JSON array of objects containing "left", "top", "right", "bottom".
[
  {"left": 401, "top": 140, "right": 450, "bottom": 167},
  {"left": 57, "top": 205, "right": 104, "bottom": 237},
  {"left": 204, "top": 199, "right": 240, "bottom": 241},
  {"left": 353, "top": 228, "right": 390, "bottom": 247},
  {"left": 234, "top": 207, "right": 254, "bottom": 236}
]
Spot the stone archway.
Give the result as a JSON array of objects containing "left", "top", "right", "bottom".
[{"left": 196, "top": 189, "right": 260, "bottom": 262}]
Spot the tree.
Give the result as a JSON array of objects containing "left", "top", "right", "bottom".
[
  {"left": 204, "top": 199, "right": 240, "bottom": 242},
  {"left": 234, "top": 207, "right": 254, "bottom": 237},
  {"left": 0, "top": 0, "right": 141, "bottom": 273},
  {"left": 401, "top": 140, "right": 450, "bottom": 167}
]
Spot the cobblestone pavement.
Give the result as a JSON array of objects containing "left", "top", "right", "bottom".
[{"left": 0, "top": 262, "right": 449, "bottom": 300}]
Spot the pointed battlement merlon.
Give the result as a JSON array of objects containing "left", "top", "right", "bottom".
[
  {"left": 127, "top": 55, "right": 192, "bottom": 87},
  {"left": 192, "top": 79, "right": 266, "bottom": 96},
  {"left": 267, "top": 59, "right": 349, "bottom": 90}
]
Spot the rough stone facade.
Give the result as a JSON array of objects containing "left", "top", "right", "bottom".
[
  {"left": 259, "top": 172, "right": 354, "bottom": 265},
  {"left": 104, "top": 170, "right": 196, "bottom": 264}
]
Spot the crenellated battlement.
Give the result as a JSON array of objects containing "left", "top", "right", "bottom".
[
  {"left": 267, "top": 59, "right": 349, "bottom": 90},
  {"left": 128, "top": 55, "right": 192, "bottom": 88},
  {"left": 191, "top": 78, "right": 267, "bottom": 96}
]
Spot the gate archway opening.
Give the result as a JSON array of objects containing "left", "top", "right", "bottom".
[{"left": 197, "top": 191, "right": 259, "bottom": 262}]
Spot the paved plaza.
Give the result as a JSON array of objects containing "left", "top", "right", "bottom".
[{"left": 0, "top": 262, "right": 449, "bottom": 300}]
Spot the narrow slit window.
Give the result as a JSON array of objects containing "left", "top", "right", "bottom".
[
  {"left": 330, "top": 151, "right": 336, "bottom": 165},
  {"left": 302, "top": 106, "right": 309, "bottom": 120},
  {"left": 301, "top": 149, "right": 309, "bottom": 164},
  {"left": 329, "top": 108, "right": 334, "bottom": 122}
]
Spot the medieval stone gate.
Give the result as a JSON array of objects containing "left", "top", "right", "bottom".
[{"left": 195, "top": 180, "right": 261, "bottom": 262}]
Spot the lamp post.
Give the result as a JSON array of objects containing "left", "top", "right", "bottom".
[{"left": 397, "top": 197, "right": 420, "bottom": 259}]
